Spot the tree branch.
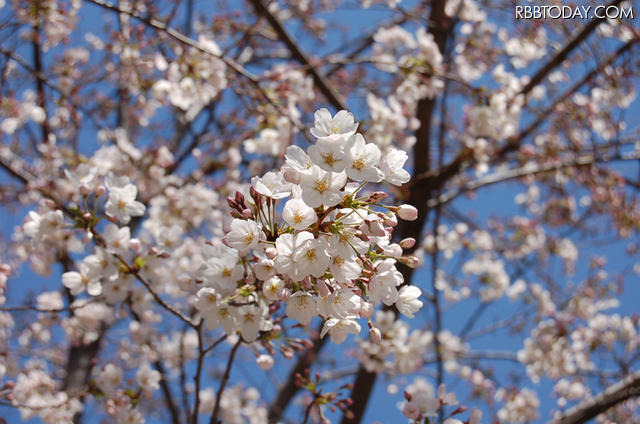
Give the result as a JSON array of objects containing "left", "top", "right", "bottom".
[
  {"left": 209, "top": 339, "right": 242, "bottom": 424},
  {"left": 248, "top": 0, "right": 347, "bottom": 111},
  {"left": 548, "top": 369, "right": 640, "bottom": 424}
]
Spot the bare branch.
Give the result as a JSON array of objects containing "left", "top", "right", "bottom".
[
  {"left": 209, "top": 339, "right": 242, "bottom": 424},
  {"left": 248, "top": 0, "right": 347, "bottom": 111}
]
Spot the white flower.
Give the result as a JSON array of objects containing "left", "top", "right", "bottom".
[
  {"left": 136, "top": 362, "right": 160, "bottom": 391},
  {"left": 238, "top": 304, "right": 262, "bottom": 342},
  {"left": 344, "top": 133, "right": 384, "bottom": 182},
  {"left": 368, "top": 259, "right": 403, "bottom": 305},
  {"left": 286, "top": 291, "right": 318, "bottom": 325},
  {"left": 329, "top": 253, "right": 361, "bottom": 284},
  {"left": 320, "top": 287, "right": 361, "bottom": 318},
  {"left": 396, "top": 286, "right": 423, "bottom": 318},
  {"left": 309, "top": 108, "right": 358, "bottom": 140},
  {"left": 275, "top": 231, "right": 315, "bottom": 280},
  {"left": 284, "top": 145, "right": 314, "bottom": 175},
  {"left": 293, "top": 237, "right": 330, "bottom": 278},
  {"left": 194, "top": 288, "right": 220, "bottom": 313},
  {"left": 254, "top": 257, "right": 277, "bottom": 281},
  {"left": 300, "top": 166, "right": 346, "bottom": 208},
  {"left": 103, "top": 223, "right": 130, "bottom": 255},
  {"left": 380, "top": 148, "right": 411, "bottom": 186},
  {"left": 320, "top": 315, "right": 361, "bottom": 344},
  {"left": 225, "top": 219, "right": 262, "bottom": 252},
  {"left": 105, "top": 182, "right": 145, "bottom": 224},
  {"left": 202, "top": 254, "right": 243, "bottom": 295},
  {"left": 156, "top": 225, "right": 183, "bottom": 252},
  {"left": 103, "top": 274, "right": 133, "bottom": 303},
  {"left": 282, "top": 198, "right": 317, "bottom": 230},
  {"left": 96, "top": 364, "right": 122, "bottom": 392},
  {"left": 23, "top": 210, "right": 65, "bottom": 241},
  {"left": 61, "top": 259, "right": 102, "bottom": 296},
  {"left": 262, "top": 276, "right": 284, "bottom": 301},
  {"left": 308, "top": 138, "right": 346, "bottom": 172},
  {"left": 252, "top": 171, "right": 291, "bottom": 199}
]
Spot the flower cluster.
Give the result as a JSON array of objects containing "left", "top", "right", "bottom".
[
  {"left": 194, "top": 108, "right": 421, "bottom": 344},
  {"left": 399, "top": 377, "right": 481, "bottom": 424}
]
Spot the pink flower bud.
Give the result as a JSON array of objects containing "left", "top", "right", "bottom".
[
  {"left": 397, "top": 204, "right": 418, "bottom": 221},
  {"left": 265, "top": 247, "right": 277, "bottom": 259},
  {"left": 234, "top": 191, "right": 246, "bottom": 207},
  {"left": 359, "top": 301, "right": 374, "bottom": 318},
  {"left": 399, "top": 238, "right": 416, "bottom": 249},
  {"left": 279, "top": 288, "right": 291, "bottom": 302},
  {"left": 402, "top": 402, "right": 420, "bottom": 419},
  {"left": 369, "top": 327, "right": 382, "bottom": 345},
  {"left": 227, "top": 197, "right": 239, "bottom": 210},
  {"left": 96, "top": 185, "right": 106, "bottom": 196},
  {"left": 367, "top": 191, "right": 388, "bottom": 202},
  {"left": 129, "top": 238, "right": 141, "bottom": 252},
  {"left": 283, "top": 168, "right": 301, "bottom": 184},
  {"left": 242, "top": 209, "right": 253, "bottom": 218},
  {"left": 245, "top": 274, "right": 255, "bottom": 284},
  {"left": 401, "top": 255, "right": 419, "bottom": 269}
]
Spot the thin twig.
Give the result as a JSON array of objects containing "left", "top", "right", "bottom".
[{"left": 209, "top": 339, "right": 242, "bottom": 424}]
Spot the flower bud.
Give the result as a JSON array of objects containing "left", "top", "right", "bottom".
[
  {"left": 278, "top": 287, "right": 291, "bottom": 302},
  {"left": 283, "top": 168, "right": 301, "bottom": 184},
  {"left": 227, "top": 197, "right": 239, "bottom": 210},
  {"left": 367, "top": 191, "right": 388, "bottom": 203},
  {"left": 397, "top": 204, "right": 418, "bottom": 221},
  {"left": 96, "top": 185, "right": 106, "bottom": 196},
  {"left": 402, "top": 402, "right": 420, "bottom": 419},
  {"left": 129, "top": 238, "right": 141, "bottom": 253},
  {"left": 399, "top": 237, "right": 416, "bottom": 249},
  {"left": 283, "top": 348, "right": 295, "bottom": 359},
  {"left": 242, "top": 209, "right": 253, "bottom": 219},
  {"left": 400, "top": 255, "right": 419, "bottom": 269},
  {"left": 265, "top": 247, "right": 277, "bottom": 259},
  {"left": 235, "top": 191, "right": 246, "bottom": 207},
  {"left": 383, "top": 211, "right": 398, "bottom": 227},
  {"left": 369, "top": 327, "right": 382, "bottom": 345},
  {"left": 256, "top": 354, "right": 274, "bottom": 370}
]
